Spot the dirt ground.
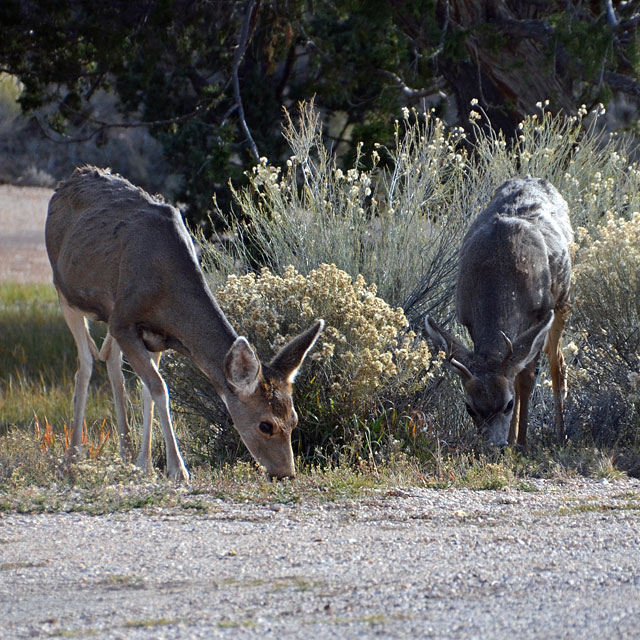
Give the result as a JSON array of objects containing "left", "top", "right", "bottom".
[
  {"left": 1, "top": 479, "right": 640, "bottom": 639},
  {"left": 0, "top": 184, "right": 53, "bottom": 284}
]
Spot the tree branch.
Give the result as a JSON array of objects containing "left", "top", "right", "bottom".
[
  {"left": 34, "top": 105, "right": 208, "bottom": 144},
  {"left": 231, "top": 0, "right": 260, "bottom": 163},
  {"left": 605, "top": 0, "right": 618, "bottom": 28},
  {"left": 603, "top": 71, "right": 640, "bottom": 98},
  {"left": 379, "top": 70, "right": 442, "bottom": 99},
  {"left": 492, "top": 18, "right": 552, "bottom": 42}
]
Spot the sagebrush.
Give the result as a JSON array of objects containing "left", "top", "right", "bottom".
[
  {"left": 165, "top": 264, "right": 438, "bottom": 463},
  {"left": 187, "top": 100, "right": 640, "bottom": 467},
  {"left": 567, "top": 213, "right": 640, "bottom": 463}
]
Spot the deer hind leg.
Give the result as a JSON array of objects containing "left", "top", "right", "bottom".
[
  {"left": 58, "top": 294, "right": 99, "bottom": 454},
  {"left": 98, "top": 333, "right": 134, "bottom": 462},
  {"left": 136, "top": 351, "right": 161, "bottom": 474},
  {"left": 545, "top": 304, "right": 571, "bottom": 441},
  {"left": 111, "top": 323, "right": 189, "bottom": 482},
  {"left": 99, "top": 332, "right": 159, "bottom": 471}
]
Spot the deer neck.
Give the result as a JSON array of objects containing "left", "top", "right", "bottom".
[
  {"left": 464, "top": 282, "right": 527, "bottom": 357},
  {"left": 167, "top": 285, "right": 239, "bottom": 396}
]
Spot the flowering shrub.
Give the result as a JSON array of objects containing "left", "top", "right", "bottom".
[
  {"left": 574, "top": 213, "right": 640, "bottom": 353},
  {"left": 567, "top": 213, "right": 640, "bottom": 452},
  {"left": 217, "top": 100, "right": 470, "bottom": 314},
  {"left": 165, "top": 264, "right": 436, "bottom": 461},
  {"left": 217, "top": 263, "right": 434, "bottom": 406}
]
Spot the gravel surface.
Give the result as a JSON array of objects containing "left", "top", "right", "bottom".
[{"left": 1, "top": 477, "right": 640, "bottom": 639}]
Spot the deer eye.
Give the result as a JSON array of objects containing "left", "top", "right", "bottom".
[
  {"left": 258, "top": 421, "right": 274, "bottom": 435},
  {"left": 504, "top": 399, "right": 514, "bottom": 414}
]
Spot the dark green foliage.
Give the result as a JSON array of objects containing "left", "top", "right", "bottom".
[{"left": 1, "top": 1, "right": 639, "bottom": 225}]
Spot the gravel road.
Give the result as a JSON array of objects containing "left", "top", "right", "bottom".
[
  {"left": 1, "top": 477, "right": 640, "bottom": 639},
  {"left": 0, "top": 184, "right": 53, "bottom": 284}
]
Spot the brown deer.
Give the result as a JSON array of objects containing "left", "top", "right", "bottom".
[
  {"left": 425, "top": 177, "right": 573, "bottom": 447},
  {"left": 46, "top": 166, "right": 323, "bottom": 481}
]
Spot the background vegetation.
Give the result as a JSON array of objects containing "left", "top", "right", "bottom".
[
  {"left": 3, "top": 99, "right": 639, "bottom": 494},
  {"left": 163, "top": 100, "right": 640, "bottom": 474},
  {"left": 1, "top": 1, "right": 639, "bottom": 225},
  {"left": 0, "top": 3, "right": 639, "bottom": 498}
]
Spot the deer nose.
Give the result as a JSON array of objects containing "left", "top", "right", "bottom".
[{"left": 486, "top": 431, "right": 508, "bottom": 448}]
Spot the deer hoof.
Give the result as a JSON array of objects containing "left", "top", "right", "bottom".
[{"left": 168, "top": 463, "right": 190, "bottom": 484}]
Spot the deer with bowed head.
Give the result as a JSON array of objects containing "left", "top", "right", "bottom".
[
  {"left": 425, "top": 177, "right": 573, "bottom": 447},
  {"left": 46, "top": 166, "right": 323, "bottom": 481}
]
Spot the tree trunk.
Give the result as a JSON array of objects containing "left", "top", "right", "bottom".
[{"left": 437, "top": 0, "right": 577, "bottom": 137}]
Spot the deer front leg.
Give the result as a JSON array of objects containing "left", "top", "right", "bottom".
[
  {"left": 508, "top": 356, "right": 538, "bottom": 447},
  {"left": 112, "top": 324, "right": 189, "bottom": 483},
  {"left": 136, "top": 351, "right": 161, "bottom": 474},
  {"left": 514, "top": 356, "right": 538, "bottom": 448},
  {"left": 508, "top": 393, "right": 521, "bottom": 445},
  {"left": 545, "top": 304, "right": 571, "bottom": 442}
]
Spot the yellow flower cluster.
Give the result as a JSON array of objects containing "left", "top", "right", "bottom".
[
  {"left": 573, "top": 212, "right": 640, "bottom": 392},
  {"left": 574, "top": 212, "right": 640, "bottom": 290},
  {"left": 216, "top": 264, "right": 435, "bottom": 411}
]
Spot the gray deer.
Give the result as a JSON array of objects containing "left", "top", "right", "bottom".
[
  {"left": 46, "top": 166, "right": 323, "bottom": 481},
  {"left": 425, "top": 177, "right": 573, "bottom": 447}
]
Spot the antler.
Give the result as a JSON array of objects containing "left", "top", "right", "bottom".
[{"left": 500, "top": 331, "right": 513, "bottom": 376}]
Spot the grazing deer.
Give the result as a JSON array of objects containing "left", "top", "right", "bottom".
[
  {"left": 425, "top": 177, "right": 573, "bottom": 447},
  {"left": 46, "top": 166, "right": 323, "bottom": 481}
]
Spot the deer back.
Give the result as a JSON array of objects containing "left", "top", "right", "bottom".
[
  {"left": 456, "top": 177, "right": 573, "bottom": 360},
  {"left": 46, "top": 167, "right": 237, "bottom": 361}
]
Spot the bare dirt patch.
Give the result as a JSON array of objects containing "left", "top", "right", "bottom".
[{"left": 0, "top": 184, "right": 53, "bottom": 284}]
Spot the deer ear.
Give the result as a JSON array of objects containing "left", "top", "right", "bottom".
[
  {"left": 425, "top": 316, "right": 456, "bottom": 357},
  {"left": 224, "top": 337, "right": 261, "bottom": 395},
  {"left": 425, "top": 316, "right": 474, "bottom": 380},
  {"left": 270, "top": 320, "right": 324, "bottom": 383},
  {"left": 507, "top": 310, "right": 554, "bottom": 375}
]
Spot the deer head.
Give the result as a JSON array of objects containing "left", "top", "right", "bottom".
[
  {"left": 425, "top": 313, "right": 553, "bottom": 446},
  {"left": 222, "top": 320, "right": 324, "bottom": 478}
]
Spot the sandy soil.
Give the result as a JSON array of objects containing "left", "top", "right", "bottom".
[{"left": 0, "top": 184, "right": 53, "bottom": 284}]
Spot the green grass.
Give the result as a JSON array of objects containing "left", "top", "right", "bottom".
[
  {"left": 0, "top": 282, "right": 78, "bottom": 381},
  {"left": 0, "top": 282, "right": 115, "bottom": 434},
  {"left": 557, "top": 501, "right": 640, "bottom": 516},
  {"left": 124, "top": 618, "right": 182, "bottom": 629}
]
